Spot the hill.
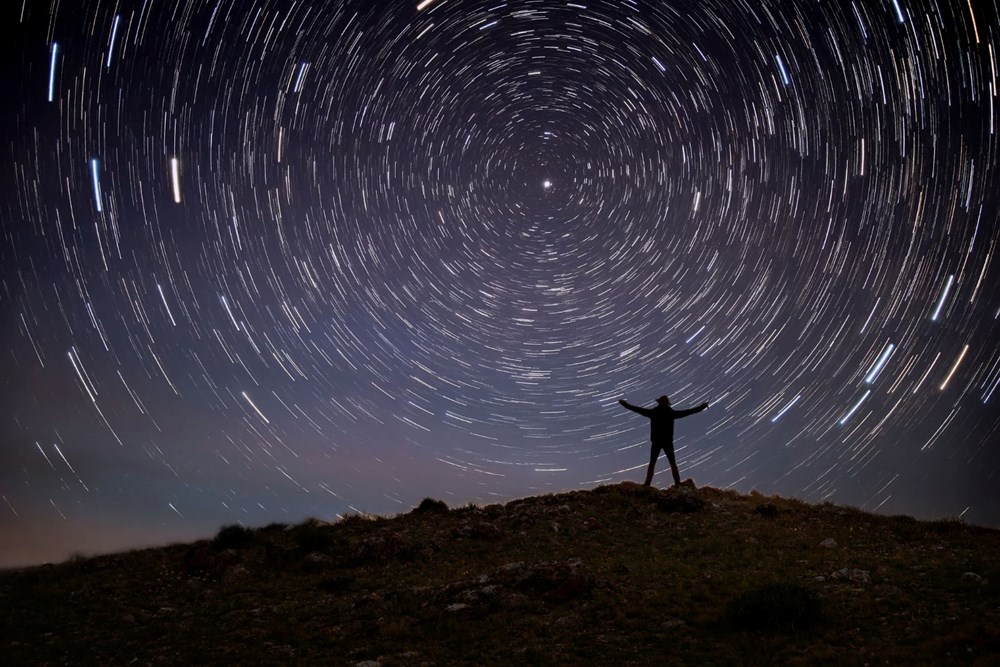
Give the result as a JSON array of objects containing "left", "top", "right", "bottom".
[{"left": 2, "top": 482, "right": 999, "bottom": 665}]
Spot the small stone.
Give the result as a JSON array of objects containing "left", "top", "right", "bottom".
[
  {"left": 305, "top": 552, "right": 331, "bottom": 564},
  {"left": 226, "top": 564, "right": 251, "bottom": 580},
  {"left": 814, "top": 576, "right": 826, "bottom": 583},
  {"left": 819, "top": 538, "right": 838, "bottom": 548},
  {"left": 962, "top": 572, "right": 984, "bottom": 584},
  {"left": 445, "top": 603, "right": 468, "bottom": 612},
  {"left": 355, "top": 661, "right": 382, "bottom": 667},
  {"left": 661, "top": 618, "right": 686, "bottom": 629},
  {"left": 875, "top": 584, "right": 902, "bottom": 596},
  {"left": 849, "top": 569, "right": 870, "bottom": 585}
]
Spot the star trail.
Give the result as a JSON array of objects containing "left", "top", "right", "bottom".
[{"left": 2, "top": 0, "right": 999, "bottom": 567}]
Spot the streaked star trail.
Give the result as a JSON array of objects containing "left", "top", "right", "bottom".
[{"left": 2, "top": 0, "right": 998, "bottom": 566}]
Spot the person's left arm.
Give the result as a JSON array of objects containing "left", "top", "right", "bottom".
[{"left": 673, "top": 402, "right": 709, "bottom": 418}]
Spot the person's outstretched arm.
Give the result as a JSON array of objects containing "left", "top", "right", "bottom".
[
  {"left": 619, "top": 399, "right": 654, "bottom": 416},
  {"left": 673, "top": 402, "right": 709, "bottom": 418}
]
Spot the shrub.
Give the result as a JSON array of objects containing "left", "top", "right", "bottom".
[
  {"left": 291, "top": 519, "right": 342, "bottom": 554},
  {"left": 261, "top": 522, "right": 289, "bottom": 532},
  {"left": 726, "top": 582, "right": 821, "bottom": 631},
  {"left": 317, "top": 575, "right": 355, "bottom": 594},
  {"left": 413, "top": 497, "right": 449, "bottom": 514},
  {"left": 755, "top": 503, "right": 780, "bottom": 517},
  {"left": 213, "top": 524, "right": 254, "bottom": 550}
]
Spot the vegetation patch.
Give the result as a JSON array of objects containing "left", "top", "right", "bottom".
[
  {"left": 725, "top": 581, "right": 822, "bottom": 631},
  {"left": 212, "top": 524, "right": 254, "bottom": 550},
  {"left": 3, "top": 483, "right": 999, "bottom": 665},
  {"left": 413, "top": 497, "right": 449, "bottom": 514}
]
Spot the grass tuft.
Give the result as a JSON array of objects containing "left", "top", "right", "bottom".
[
  {"left": 725, "top": 581, "right": 822, "bottom": 631},
  {"left": 413, "top": 497, "right": 450, "bottom": 514},
  {"left": 213, "top": 524, "right": 254, "bottom": 550}
]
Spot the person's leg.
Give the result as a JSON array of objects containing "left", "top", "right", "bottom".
[
  {"left": 643, "top": 444, "right": 660, "bottom": 486},
  {"left": 664, "top": 445, "right": 681, "bottom": 486}
]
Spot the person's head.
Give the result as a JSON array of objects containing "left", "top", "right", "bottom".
[{"left": 656, "top": 395, "right": 671, "bottom": 406}]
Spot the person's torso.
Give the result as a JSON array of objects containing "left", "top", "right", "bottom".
[{"left": 648, "top": 406, "right": 676, "bottom": 441}]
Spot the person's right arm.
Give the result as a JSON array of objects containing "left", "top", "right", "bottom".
[{"left": 619, "top": 399, "right": 653, "bottom": 416}]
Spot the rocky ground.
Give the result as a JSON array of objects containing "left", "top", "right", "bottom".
[{"left": 3, "top": 482, "right": 999, "bottom": 665}]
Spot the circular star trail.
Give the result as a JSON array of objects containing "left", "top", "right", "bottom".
[{"left": 2, "top": 0, "right": 999, "bottom": 565}]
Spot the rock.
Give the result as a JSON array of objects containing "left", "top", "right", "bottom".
[
  {"left": 819, "top": 538, "right": 838, "bottom": 548},
  {"left": 182, "top": 543, "right": 239, "bottom": 577},
  {"left": 515, "top": 558, "right": 593, "bottom": 601},
  {"left": 850, "top": 569, "right": 871, "bottom": 585},
  {"left": 357, "top": 531, "right": 412, "bottom": 563},
  {"left": 452, "top": 520, "right": 503, "bottom": 541},
  {"left": 831, "top": 568, "right": 870, "bottom": 584},
  {"left": 962, "top": 572, "right": 984, "bottom": 584},
  {"left": 875, "top": 584, "right": 902, "bottom": 596},
  {"left": 305, "top": 552, "right": 331, "bottom": 564},
  {"left": 661, "top": 618, "right": 686, "bottom": 629},
  {"left": 445, "top": 603, "right": 468, "bottom": 612},
  {"left": 554, "top": 614, "right": 578, "bottom": 627},
  {"left": 656, "top": 488, "right": 706, "bottom": 513},
  {"left": 814, "top": 576, "right": 826, "bottom": 583},
  {"left": 755, "top": 503, "right": 780, "bottom": 517},
  {"left": 355, "top": 661, "right": 382, "bottom": 667}
]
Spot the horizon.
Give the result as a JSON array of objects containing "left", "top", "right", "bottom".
[
  {"left": 3, "top": 0, "right": 999, "bottom": 569},
  {"left": 4, "top": 476, "right": 998, "bottom": 570}
]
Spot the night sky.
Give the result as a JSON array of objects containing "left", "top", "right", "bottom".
[{"left": 3, "top": 0, "right": 999, "bottom": 568}]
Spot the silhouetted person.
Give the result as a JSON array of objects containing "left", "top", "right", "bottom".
[{"left": 619, "top": 395, "right": 709, "bottom": 487}]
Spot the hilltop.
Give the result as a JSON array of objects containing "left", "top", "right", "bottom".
[{"left": 2, "top": 482, "right": 999, "bottom": 665}]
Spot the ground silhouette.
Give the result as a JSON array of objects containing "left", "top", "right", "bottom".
[{"left": 3, "top": 483, "right": 999, "bottom": 665}]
